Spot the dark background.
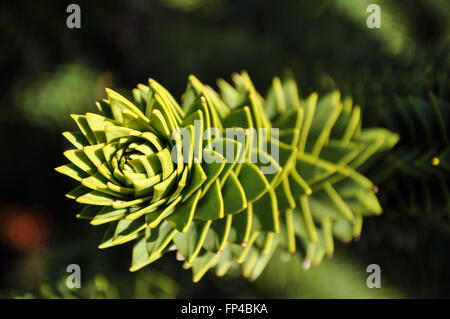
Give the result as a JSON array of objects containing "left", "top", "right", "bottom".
[{"left": 0, "top": 0, "right": 449, "bottom": 298}]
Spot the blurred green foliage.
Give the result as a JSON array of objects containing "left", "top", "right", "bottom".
[
  {"left": 255, "top": 249, "right": 404, "bottom": 298},
  {"left": 10, "top": 269, "right": 179, "bottom": 299},
  {"left": 14, "top": 62, "right": 108, "bottom": 128}
]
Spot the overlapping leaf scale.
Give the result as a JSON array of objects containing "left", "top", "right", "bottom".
[
  {"left": 214, "top": 72, "right": 398, "bottom": 278},
  {"left": 56, "top": 79, "right": 212, "bottom": 272},
  {"left": 57, "top": 72, "right": 397, "bottom": 282},
  {"left": 172, "top": 75, "right": 279, "bottom": 282}
]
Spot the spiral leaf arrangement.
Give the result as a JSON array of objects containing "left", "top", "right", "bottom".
[{"left": 56, "top": 72, "right": 397, "bottom": 281}]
